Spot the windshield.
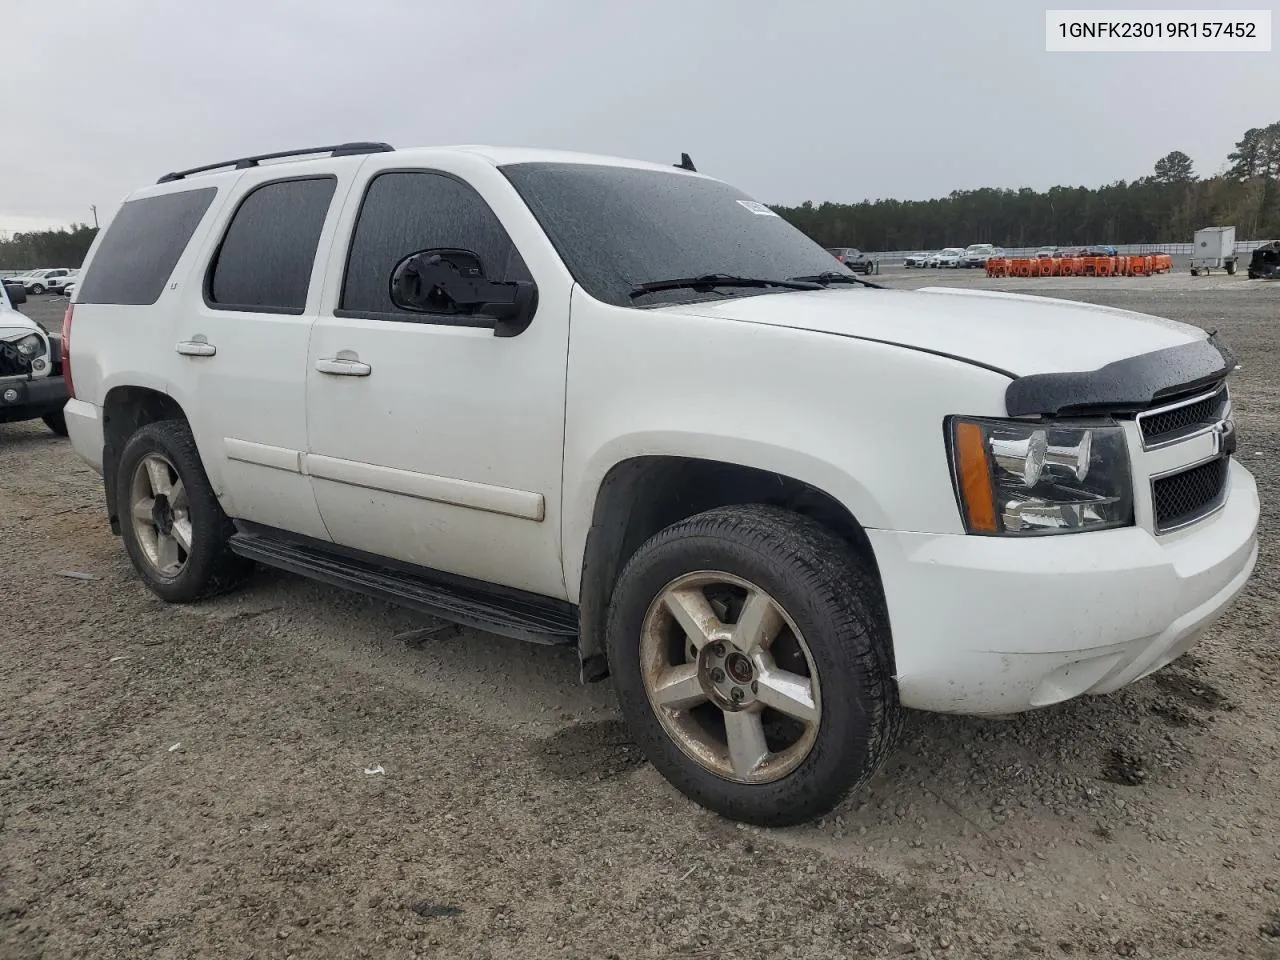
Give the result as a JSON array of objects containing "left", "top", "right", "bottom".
[
  {"left": 501, "top": 162, "right": 853, "bottom": 307},
  {"left": 941, "top": 248, "right": 964, "bottom": 255}
]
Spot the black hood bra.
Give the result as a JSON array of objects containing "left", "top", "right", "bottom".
[{"left": 1004, "top": 333, "right": 1236, "bottom": 418}]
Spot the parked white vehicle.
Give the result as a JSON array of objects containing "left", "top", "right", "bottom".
[
  {"left": 962, "top": 243, "right": 1004, "bottom": 268},
  {"left": 47, "top": 269, "right": 78, "bottom": 293},
  {"left": 0, "top": 279, "right": 70, "bottom": 434},
  {"left": 62, "top": 142, "right": 1259, "bottom": 827},
  {"left": 932, "top": 247, "right": 965, "bottom": 268},
  {"left": 903, "top": 251, "right": 930, "bottom": 268},
  {"left": 14, "top": 268, "right": 74, "bottom": 294}
]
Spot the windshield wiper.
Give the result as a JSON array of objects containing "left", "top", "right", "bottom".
[
  {"left": 629, "top": 273, "right": 823, "bottom": 298},
  {"left": 786, "top": 271, "right": 883, "bottom": 289}
]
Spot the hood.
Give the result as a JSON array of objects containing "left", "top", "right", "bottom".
[
  {"left": 0, "top": 310, "right": 41, "bottom": 340},
  {"left": 653, "top": 285, "right": 1205, "bottom": 378}
]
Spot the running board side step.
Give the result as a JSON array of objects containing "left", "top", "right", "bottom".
[{"left": 228, "top": 531, "right": 578, "bottom": 646}]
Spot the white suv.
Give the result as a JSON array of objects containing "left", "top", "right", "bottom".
[
  {"left": 15, "top": 268, "right": 75, "bottom": 294},
  {"left": 62, "top": 142, "right": 1259, "bottom": 826}
]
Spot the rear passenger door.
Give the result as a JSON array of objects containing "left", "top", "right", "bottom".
[{"left": 167, "top": 168, "right": 350, "bottom": 542}]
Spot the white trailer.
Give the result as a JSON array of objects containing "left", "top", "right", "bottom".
[{"left": 1190, "top": 226, "right": 1238, "bottom": 276}]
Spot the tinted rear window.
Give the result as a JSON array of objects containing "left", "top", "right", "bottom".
[
  {"left": 76, "top": 187, "right": 217, "bottom": 305},
  {"left": 207, "top": 177, "right": 336, "bottom": 314}
]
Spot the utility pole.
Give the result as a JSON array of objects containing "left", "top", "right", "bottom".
[{"left": 90, "top": 205, "right": 98, "bottom": 229}]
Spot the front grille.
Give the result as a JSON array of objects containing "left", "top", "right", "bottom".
[
  {"left": 1152, "top": 457, "right": 1229, "bottom": 532},
  {"left": 0, "top": 343, "right": 31, "bottom": 378},
  {"left": 1138, "top": 385, "right": 1228, "bottom": 447}
]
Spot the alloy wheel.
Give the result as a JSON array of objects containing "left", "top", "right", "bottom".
[
  {"left": 129, "top": 454, "right": 193, "bottom": 577},
  {"left": 639, "top": 571, "right": 822, "bottom": 784}
]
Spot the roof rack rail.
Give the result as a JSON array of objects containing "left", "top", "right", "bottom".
[{"left": 157, "top": 141, "right": 394, "bottom": 184}]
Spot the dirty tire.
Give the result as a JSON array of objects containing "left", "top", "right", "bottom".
[
  {"left": 606, "top": 504, "right": 902, "bottom": 827},
  {"left": 42, "top": 409, "right": 68, "bottom": 436},
  {"left": 116, "top": 419, "right": 252, "bottom": 603}
]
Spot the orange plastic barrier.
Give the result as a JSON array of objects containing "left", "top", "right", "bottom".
[{"left": 991, "top": 252, "right": 1170, "bottom": 278}]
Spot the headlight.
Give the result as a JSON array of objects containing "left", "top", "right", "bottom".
[
  {"left": 12, "top": 333, "right": 46, "bottom": 359},
  {"left": 948, "top": 417, "right": 1133, "bottom": 535}
]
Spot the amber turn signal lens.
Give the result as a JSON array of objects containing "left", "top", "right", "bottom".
[{"left": 953, "top": 421, "right": 998, "bottom": 533}]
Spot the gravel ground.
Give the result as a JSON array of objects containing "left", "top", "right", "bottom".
[{"left": 3, "top": 277, "right": 1280, "bottom": 960}]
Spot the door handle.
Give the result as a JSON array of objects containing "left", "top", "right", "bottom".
[
  {"left": 315, "top": 357, "right": 371, "bottom": 376},
  {"left": 175, "top": 339, "right": 216, "bottom": 357}
]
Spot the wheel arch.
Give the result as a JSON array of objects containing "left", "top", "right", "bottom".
[
  {"left": 574, "top": 455, "right": 887, "bottom": 683},
  {"left": 101, "top": 386, "right": 190, "bottom": 535}
]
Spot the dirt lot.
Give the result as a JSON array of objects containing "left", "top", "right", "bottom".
[{"left": 3, "top": 275, "right": 1280, "bottom": 960}]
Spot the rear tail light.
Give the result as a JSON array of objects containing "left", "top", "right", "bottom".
[{"left": 61, "top": 303, "right": 75, "bottom": 398}]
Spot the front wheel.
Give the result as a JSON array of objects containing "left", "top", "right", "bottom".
[
  {"left": 606, "top": 505, "right": 902, "bottom": 827},
  {"left": 42, "top": 409, "right": 68, "bottom": 436},
  {"left": 31, "top": 284, "right": 46, "bottom": 295},
  {"left": 116, "top": 419, "right": 252, "bottom": 602},
  {"left": 1226, "top": 260, "right": 1237, "bottom": 276}
]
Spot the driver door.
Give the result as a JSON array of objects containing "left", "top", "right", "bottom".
[{"left": 304, "top": 161, "right": 572, "bottom": 599}]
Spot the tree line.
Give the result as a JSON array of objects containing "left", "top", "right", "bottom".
[
  {"left": 2, "top": 121, "right": 1278, "bottom": 267},
  {"left": 772, "top": 121, "right": 1280, "bottom": 251},
  {"left": 0, "top": 224, "right": 98, "bottom": 271}
]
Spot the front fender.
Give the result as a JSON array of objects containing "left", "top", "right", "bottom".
[
  {"left": 567, "top": 430, "right": 885, "bottom": 594},
  {"left": 560, "top": 291, "right": 1013, "bottom": 601}
]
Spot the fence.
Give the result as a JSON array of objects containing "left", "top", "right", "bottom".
[{"left": 867, "top": 240, "right": 1274, "bottom": 262}]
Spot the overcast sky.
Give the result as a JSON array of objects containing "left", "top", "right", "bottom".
[{"left": 3, "top": 0, "right": 1276, "bottom": 233}]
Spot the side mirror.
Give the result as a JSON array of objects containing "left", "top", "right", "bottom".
[
  {"left": 3, "top": 281, "right": 26, "bottom": 306},
  {"left": 389, "top": 248, "right": 537, "bottom": 338}
]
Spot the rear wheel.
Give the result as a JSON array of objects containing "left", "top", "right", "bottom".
[
  {"left": 117, "top": 419, "right": 252, "bottom": 602},
  {"left": 606, "top": 505, "right": 902, "bottom": 827},
  {"left": 1226, "top": 259, "right": 1237, "bottom": 276}
]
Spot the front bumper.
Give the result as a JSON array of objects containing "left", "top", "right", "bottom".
[
  {"left": 0, "top": 374, "right": 69, "bottom": 421},
  {"left": 870, "top": 459, "right": 1259, "bottom": 715}
]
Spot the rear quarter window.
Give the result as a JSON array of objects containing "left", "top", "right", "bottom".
[
  {"left": 206, "top": 176, "right": 337, "bottom": 314},
  {"left": 75, "top": 187, "right": 217, "bottom": 305}
]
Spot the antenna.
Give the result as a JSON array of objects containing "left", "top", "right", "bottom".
[{"left": 674, "top": 152, "right": 696, "bottom": 172}]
